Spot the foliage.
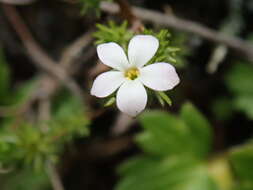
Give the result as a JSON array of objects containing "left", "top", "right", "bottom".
[
  {"left": 229, "top": 140, "right": 253, "bottom": 190},
  {"left": 117, "top": 101, "right": 253, "bottom": 190},
  {"left": 0, "top": 51, "right": 90, "bottom": 172},
  {"left": 94, "top": 22, "right": 186, "bottom": 108},
  {"left": 0, "top": 93, "right": 89, "bottom": 170},
  {"left": 1, "top": 169, "right": 50, "bottom": 190},
  {"left": 143, "top": 29, "right": 187, "bottom": 68},
  {"left": 225, "top": 63, "right": 253, "bottom": 119},
  {"left": 94, "top": 21, "right": 134, "bottom": 50},
  {"left": 116, "top": 103, "right": 219, "bottom": 190},
  {"left": 93, "top": 21, "right": 187, "bottom": 68}
]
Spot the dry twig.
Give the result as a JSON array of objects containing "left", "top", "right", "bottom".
[
  {"left": 0, "top": 0, "right": 35, "bottom": 5},
  {"left": 2, "top": 4, "right": 83, "bottom": 98}
]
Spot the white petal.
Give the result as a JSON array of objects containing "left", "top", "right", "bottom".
[
  {"left": 97, "top": 42, "right": 129, "bottom": 71},
  {"left": 116, "top": 80, "right": 147, "bottom": 117},
  {"left": 139, "top": 62, "right": 180, "bottom": 91},
  {"left": 128, "top": 35, "right": 159, "bottom": 68},
  {"left": 91, "top": 71, "right": 125, "bottom": 98}
]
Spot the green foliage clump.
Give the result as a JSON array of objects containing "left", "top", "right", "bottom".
[
  {"left": 1, "top": 169, "right": 50, "bottom": 190},
  {"left": 94, "top": 22, "right": 188, "bottom": 68},
  {"left": 116, "top": 103, "right": 220, "bottom": 190},
  {"left": 94, "top": 21, "right": 134, "bottom": 50},
  {"left": 225, "top": 63, "right": 253, "bottom": 119},
  {"left": 143, "top": 29, "right": 184, "bottom": 67},
  {"left": 0, "top": 93, "right": 89, "bottom": 171},
  {"left": 0, "top": 49, "right": 90, "bottom": 173}
]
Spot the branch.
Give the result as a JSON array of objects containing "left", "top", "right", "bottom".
[
  {"left": 46, "top": 161, "right": 65, "bottom": 190},
  {"left": 60, "top": 30, "right": 94, "bottom": 68},
  {"left": 2, "top": 4, "right": 83, "bottom": 98},
  {"left": 100, "top": 1, "right": 253, "bottom": 62},
  {"left": 0, "top": 0, "right": 36, "bottom": 5}
]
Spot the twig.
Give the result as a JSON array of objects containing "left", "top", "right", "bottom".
[
  {"left": 111, "top": 113, "right": 135, "bottom": 136},
  {"left": 100, "top": 1, "right": 253, "bottom": 62},
  {"left": 2, "top": 4, "right": 83, "bottom": 98},
  {"left": 0, "top": 0, "right": 35, "bottom": 5},
  {"left": 115, "top": 0, "right": 143, "bottom": 32},
  {"left": 46, "top": 160, "right": 65, "bottom": 190},
  {"left": 60, "top": 30, "right": 94, "bottom": 68},
  {"left": 37, "top": 93, "right": 64, "bottom": 190}
]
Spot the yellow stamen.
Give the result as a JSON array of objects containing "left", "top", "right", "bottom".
[{"left": 124, "top": 67, "right": 140, "bottom": 80}]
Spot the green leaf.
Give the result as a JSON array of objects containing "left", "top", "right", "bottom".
[
  {"left": 234, "top": 96, "right": 253, "bottom": 120},
  {"left": 116, "top": 157, "right": 218, "bottom": 190},
  {"left": 225, "top": 63, "right": 253, "bottom": 96},
  {"left": 225, "top": 63, "right": 253, "bottom": 119},
  {"left": 180, "top": 102, "right": 212, "bottom": 158},
  {"left": 229, "top": 140, "right": 253, "bottom": 190},
  {"left": 137, "top": 103, "right": 212, "bottom": 159}
]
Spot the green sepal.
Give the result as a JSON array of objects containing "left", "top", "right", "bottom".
[
  {"left": 156, "top": 91, "right": 172, "bottom": 106},
  {"left": 104, "top": 97, "right": 116, "bottom": 107}
]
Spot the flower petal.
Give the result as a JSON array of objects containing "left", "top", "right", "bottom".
[
  {"left": 116, "top": 80, "right": 147, "bottom": 117},
  {"left": 139, "top": 62, "right": 180, "bottom": 91},
  {"left": 91, "top": 71, "right": 125, "bottom": 98},
  {"left": 97, "top": 42, "right": 129, "bottom": 71},
  {"left": 128, "top": 35, "right": 159, "bottom": 68}
]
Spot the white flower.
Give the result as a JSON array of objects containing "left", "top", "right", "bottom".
[{"left": 91, "top": 35, "right": 180, "bottom": 117}]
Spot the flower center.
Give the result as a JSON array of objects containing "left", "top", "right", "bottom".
[{"left": 124, "top": 67, "right": 140, "bottom": 80}]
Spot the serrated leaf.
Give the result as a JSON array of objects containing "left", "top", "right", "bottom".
[
  {"left": 180, "top": 102, "right": 212, "bottom": 158},
  {"left": 116, "top": 157, "right": 218, "bottom": 190},
  {"left": 137, "top": 103, "right": 212, "bottom": 159},
  {"left": 137, "top": 111, "right": 191, "bottom": 157}
]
